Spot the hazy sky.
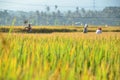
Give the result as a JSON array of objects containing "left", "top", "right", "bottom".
[{"left": 0, "top": 0, "right": 120, "bottom": 11}]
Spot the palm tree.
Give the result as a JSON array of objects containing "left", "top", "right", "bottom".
[
  {"left": 55, "top": 5, "right": 58, "bottom": 11},
  {"left": 46, "top": 6, "right": 50, "bottom": 25},
  {"left": 76, "top": 6, "right": 79, "bottom": 13},
  {"left": 54, "top": 5, "right": 58, "bottom": 25},
  {"left": 46, "top": 6, "right": 50, "bottom": 13}
]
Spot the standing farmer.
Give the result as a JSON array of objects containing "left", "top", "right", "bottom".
[{"left": 83, "top": 24, "right": 88, "bottom": 33}]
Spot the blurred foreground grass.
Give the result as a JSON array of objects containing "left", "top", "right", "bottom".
[{"left": 0, "top": 26, "right": 120, "bottom": 80}]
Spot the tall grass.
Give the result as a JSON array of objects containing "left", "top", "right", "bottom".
[{"left": 0, "top": 32, "right": 120, "bottom": 80}]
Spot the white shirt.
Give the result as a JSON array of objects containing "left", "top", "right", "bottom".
[
  {"left": 96, "top": 30, "right": 102, "bottom": 34},
  {"left": 84, "top": 24, "right": 88, "bottom": 28}
]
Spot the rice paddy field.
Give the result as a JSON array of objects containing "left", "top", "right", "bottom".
[{"left": 0, "top": 26, "right": 120, "bottom": 80}]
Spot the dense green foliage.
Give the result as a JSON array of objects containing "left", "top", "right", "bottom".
[{"left": 0, "top": 7, "right": 120, "bottom": 26}]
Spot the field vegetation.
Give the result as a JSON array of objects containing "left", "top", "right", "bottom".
[{"left": 0, "top": 26, "right": 120, "bottom": 80}]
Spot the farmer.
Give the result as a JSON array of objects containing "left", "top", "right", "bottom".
[
  {"left": 25, "top": 23, "right": 32, "bottom": 32},
  {"left": 96, "top": 27, "right": 102, "bottom": 34},
  {"left": 83, "top": 24, "right": 88, "bottom": 33},
  {"left": 24, "top": 20, "right": 32, "bottom": 32}
]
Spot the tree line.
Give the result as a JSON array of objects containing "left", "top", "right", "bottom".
[{"left": 0, "top": 7, "right": 120, "bottom": 26}]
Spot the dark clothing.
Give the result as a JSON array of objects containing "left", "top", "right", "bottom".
[{"left": 83, "top": 27, "right": 87, "bottom": 33}]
